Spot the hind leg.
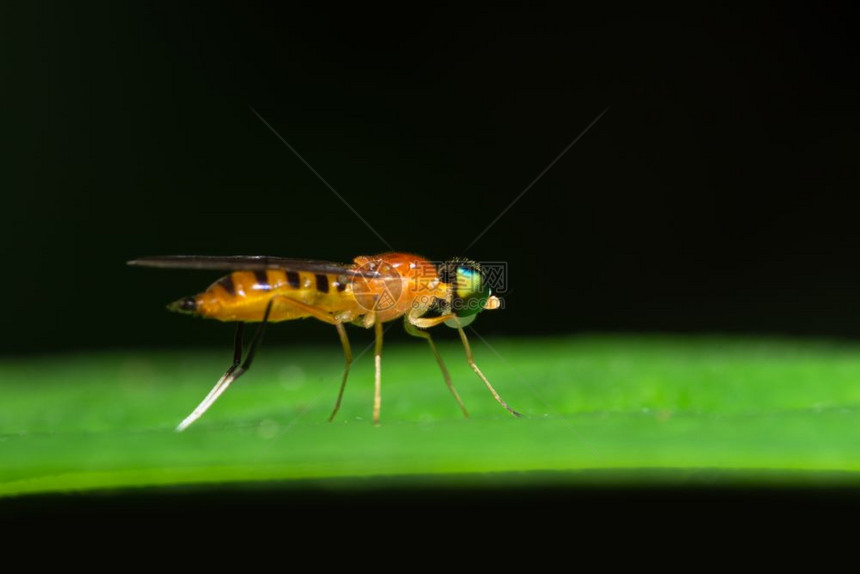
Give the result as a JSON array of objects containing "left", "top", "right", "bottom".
[{"left": 176, "top": 301, "right": 274, "bottom": 431}]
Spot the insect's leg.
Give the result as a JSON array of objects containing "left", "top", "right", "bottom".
[
  {"left": 268, "top": 295, "right": 340, "bottom": 325},
  {"left": 373, "top": 318, "right": 383, "bottom": 425},
  {"left": 456, "top": 326, "right": 520, "bottom": 418},
  {"left": 327, "top": 322, "right": 353, "bottom": 422},
  {"left": 404, "top": 315, "right": 468, "bottom": 417},
  {"left": 175, "top": 322, "right": 244, "bottom": 431},
  {"left": 262, "top": 295, "right": 357, "bottom": 422},
  {"left": 189, "top": 322, "right": 245, "bottom": 413},
  {"left": 176, "top": 300, "right": 275, "bottom": 431},
  {"left": 409, "top": 313, "right": 457, "bottom": 329}
]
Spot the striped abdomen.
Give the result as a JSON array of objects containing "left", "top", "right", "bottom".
[{"left": 169, "top": 269, "right": 357, "bottom": 322}]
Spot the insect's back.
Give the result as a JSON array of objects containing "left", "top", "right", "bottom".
[{"left": 170, "top": 269, "right": 360, "bottom": 322}]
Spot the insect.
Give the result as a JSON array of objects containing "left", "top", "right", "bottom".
[{"left": 128, "top": 252, "right": 519, "bottom": 431}]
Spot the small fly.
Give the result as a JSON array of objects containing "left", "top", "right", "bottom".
[{"left": 128, "top": 252, "right": 518, "bottom": 431}]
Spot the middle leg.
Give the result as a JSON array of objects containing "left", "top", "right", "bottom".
[
  {"left": 373, "top": 319, "right": 383, "bottom": 425},
  {"left": 264, "top": 295, "right": 355, "bottom": 423},
  {"left": 404, "top": 315, "right": 469, "bottom": 417}
]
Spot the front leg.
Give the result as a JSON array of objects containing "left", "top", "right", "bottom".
[
  {"left": 408, "top": 312, "right": 458, "bottom": 329},
  {"left": 404, "top": 310, "right": 468, "bottom": 417},
  {"left": 454, "top": 324, "right": 520, "bottom": 418}
]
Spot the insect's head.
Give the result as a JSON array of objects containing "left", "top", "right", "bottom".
[{"left": 437, "top": 259, "right": 502, "bottom": 328}]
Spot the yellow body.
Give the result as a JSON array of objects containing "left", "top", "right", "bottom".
[
  {"left": 192, "top": 269, "right": 363, "bottom": 322},
  {"left": 178, "top": 252, "right": 451, "bottom": 325}
]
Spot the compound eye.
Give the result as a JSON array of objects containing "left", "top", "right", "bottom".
[{"left": 450, "top": 266, "right": 490, "bottom": 318}]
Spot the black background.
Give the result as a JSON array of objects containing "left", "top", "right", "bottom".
[{"left": 3, "top": 2, "right": 859, "bottom": 355}]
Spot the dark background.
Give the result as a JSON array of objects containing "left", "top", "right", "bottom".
[{"left": 3, "top": 2, "right": 859, "bottom": 355}]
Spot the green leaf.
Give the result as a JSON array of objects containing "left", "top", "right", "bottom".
[{"left": 2, "top": 334, "right": 859, "bottom": 497}]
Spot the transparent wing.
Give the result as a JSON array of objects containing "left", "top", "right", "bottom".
[{"left": 127, "top": 255, "right": 381, "bottom": 278}]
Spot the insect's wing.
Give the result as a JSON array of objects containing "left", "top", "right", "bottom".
[{"left": 127, "top": 255, "right": 381, "bottom": 278}]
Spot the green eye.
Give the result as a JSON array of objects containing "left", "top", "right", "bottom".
[{"left": 452, "top": 266, "right": 490, "bottom": 317}]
